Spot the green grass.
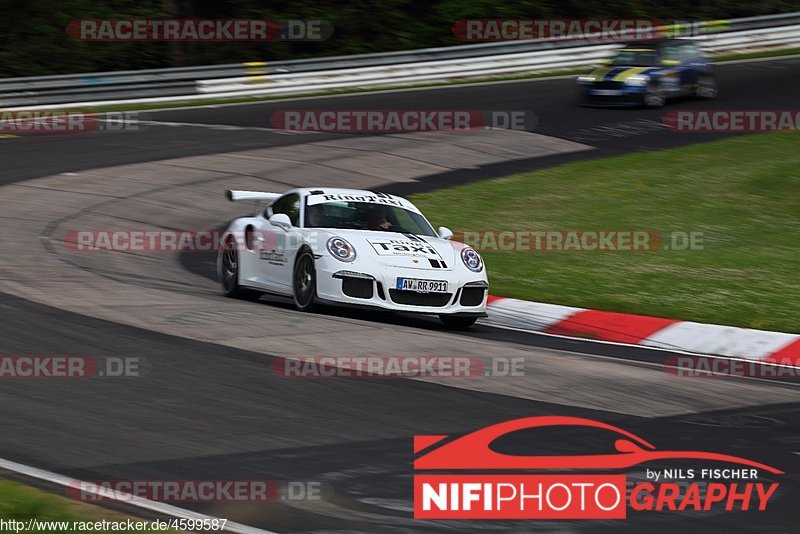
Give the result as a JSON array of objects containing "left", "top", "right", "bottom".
[
  {"left": 412, "top": 131, "right": 800, "bottom": 333},
  {"left": 0, "top": 479, "right": 178, "bottom": 533}
]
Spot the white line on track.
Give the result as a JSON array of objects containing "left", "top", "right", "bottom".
[
  {"left": 97, "top": 118, "right": 315, "bottom": 134},
  {"left": 0, "top": 457, "right": 277, "bottom": 534}
]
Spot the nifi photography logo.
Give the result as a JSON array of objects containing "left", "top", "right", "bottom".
[{"left": 413, "top": 416, "right": 782, "bottom": 519}]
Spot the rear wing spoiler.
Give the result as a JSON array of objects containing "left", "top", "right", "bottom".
[{"left": 225, "top": 190, "right": 281, "bottom": 203}]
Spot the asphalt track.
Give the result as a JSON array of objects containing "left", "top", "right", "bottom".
[
  {"left": 3, "top": 54, "right": 800, "bottom": 186},
  {"left": 1, "top": 56, "right": 799, "bottom": 532}
]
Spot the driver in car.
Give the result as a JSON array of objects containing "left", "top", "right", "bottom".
[
  {"left": 306, "top": 204, "right": 323, "bottom": 227},
  {"left": 367, "top": 205, "right": 392, "bottom": 231}
]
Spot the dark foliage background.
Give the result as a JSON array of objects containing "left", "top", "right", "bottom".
[{"left": 0, "top": 0, "right": 798, "bottom": 76}]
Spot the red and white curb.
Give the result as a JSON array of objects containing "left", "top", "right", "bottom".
[{"left": 484, "top": 295, "right": 800, "bottom": 365}]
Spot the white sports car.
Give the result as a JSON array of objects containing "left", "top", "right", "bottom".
[{"left": 217, "top": 187, "right": 488, "bottom": 328}]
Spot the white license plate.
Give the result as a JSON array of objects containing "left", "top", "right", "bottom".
[
  {"left": 591, "top": 89, "right": 622, "bottom": 95},
  {"left": 396, "top": 277, "right": 448, "bottom": 293}
]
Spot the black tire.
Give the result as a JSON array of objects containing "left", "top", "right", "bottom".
[
  {"left": 439, "top": 315, "right": 478, "bottom": 329},
  {"left": 292, "top": 248, "right": 317, "bottom": 312},
  {"left": 218, "top": 236, "right": 262, "bottom": 301},
  {"left": 643, "top": 83, "right": 665, "bottom": 108},
  {"left": 695, "top": 73, "right": 718, "bottom": 99}
]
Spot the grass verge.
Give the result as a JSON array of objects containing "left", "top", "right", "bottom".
[
  {"left": 411, "top": 131, "right": 800, "bottom": 333},
  {"left": 0, "top": 479, "right": 178, "bottom": 533}
]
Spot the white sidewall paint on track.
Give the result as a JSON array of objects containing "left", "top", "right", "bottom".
[
  {"left": 642, "top": 321, "right": 799, "bottom": 358},
  {"left": 485, "top": 297, "right": 800, "bottom": 364}
]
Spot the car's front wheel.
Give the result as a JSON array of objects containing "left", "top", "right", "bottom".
[
  {"left": 293, "top": 249, "right": 317, "bottom": 312},
  {"left": 695, "top": 74, "right": 718, "bottom": 99},
  {"left": 439, "top": 315, "right": 478, "bottom": 329},
  {"left": 218, "top": 236, "right": 262, "bottom": 301},
  {"left": 643, "top": 83, "right": 665, "bottom": 108}
]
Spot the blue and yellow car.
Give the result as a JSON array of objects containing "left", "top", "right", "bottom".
[{"left": 576, "top": 39, "right": 717, "bottom": 107}]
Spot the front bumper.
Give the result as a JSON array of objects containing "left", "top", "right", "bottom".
[
  {"left": 578, "top": 84, "right": 646, "bottom": 107},
  {"left": 315, "top": 257, "right": 488, "bottom": 315}
]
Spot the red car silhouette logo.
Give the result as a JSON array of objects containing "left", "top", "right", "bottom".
[{"left": 414, "top": 416, "right": 783, "bottom": 473}]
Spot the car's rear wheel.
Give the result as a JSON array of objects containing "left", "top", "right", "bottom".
[
  {"left": 293, "top": 249, "right": 317, "bottom": 312},
  {"left": 439, "top": 315, "right": 478, "bottom": 329},
  {"left": 218, "top": 236, "right": 262, "bottom": 301},
  {"left": 643, "top": 83, "right": 665, "bottom": 108},
  {"left": 695, "top": 74, "right": 718, "bottom": 99}
]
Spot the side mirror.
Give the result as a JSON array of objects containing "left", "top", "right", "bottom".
[
  {"left": 269, "top": 213, "right": 292, "bottom": 230},
  {"left": 661, "top": 59, "right": 680, "bottom": 67},
  {"left": 437, "top": 226, "right": 454, "bottom": 240}
]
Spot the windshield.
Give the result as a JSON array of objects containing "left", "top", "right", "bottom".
[
  {"left": 304, "top": 200, "right": 436, "bottom": 236},
  {"left": 612, "top": 48, "right": 658, "bottom": 67}
]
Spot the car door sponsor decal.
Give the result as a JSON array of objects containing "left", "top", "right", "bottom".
[
  {"left": 259, "top": 250, "right": 287, "bottom": 265},
  {"left": 660, "top": 70, "right": 680, "bottom": 90}
]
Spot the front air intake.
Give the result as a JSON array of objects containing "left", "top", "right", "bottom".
[{"left": 342, "top": 278, "right": 374, "bottom": 299}]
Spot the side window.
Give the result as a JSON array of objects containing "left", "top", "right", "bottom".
[
  {"left": 270, "top": 194, "right": 300, "bottom": 227},
  {"left": 677, "top": 44, "right": 696, "bottom": 62},
  {"left": 661, "top": 46, "right": 681, "bottom": 63}
]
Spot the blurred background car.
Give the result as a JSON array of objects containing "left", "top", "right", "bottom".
[{"left": 576, "top": 38, "right": 718, "bottom": 107}]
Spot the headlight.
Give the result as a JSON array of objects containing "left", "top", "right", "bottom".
[
  {"left": 626, "top": 74, "right": 650, "bottom": 87},
  {"left": 327, "top": 237, "right": 356, "bottom": 262},
  {"left": 461, "top": 247, "right": 483, "bottom": 272},
  {"left": 577, "top": 75, "right": 596, "bottom": 84}
]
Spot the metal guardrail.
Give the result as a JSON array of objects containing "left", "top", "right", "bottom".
[{"left": 2, "top": 12, "right": 800, "bottom": 109}]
